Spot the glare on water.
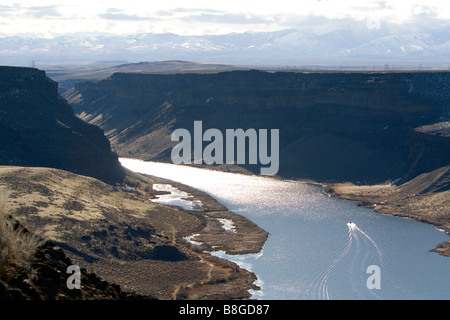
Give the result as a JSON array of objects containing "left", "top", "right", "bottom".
[{"left": 120, "top": 158, "right": 450, "bottom": 300}]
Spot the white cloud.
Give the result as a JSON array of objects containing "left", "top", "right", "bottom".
[{"left": 0, "top": 0, "right": 449, "bottom": 37}]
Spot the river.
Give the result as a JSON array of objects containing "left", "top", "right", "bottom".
[{"left": 120, "top": 158, "right": 449, "bottom": 300}]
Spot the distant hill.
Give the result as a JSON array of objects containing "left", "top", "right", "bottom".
[
  {"left": 0, "top": 66, "right": 124, "bottom": 184},
  {"left": 49, "top": 61, "right": 249, "bottom": 93}
]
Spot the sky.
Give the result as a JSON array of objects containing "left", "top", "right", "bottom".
[{"left": 1, "top": 0, "right": 450, "bottom": 38}]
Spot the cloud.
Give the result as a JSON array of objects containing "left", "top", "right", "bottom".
[
  {"left": 99, "top": 13, "right": 156, "bottom": 21},
  {"left": 106, "top": 8, "right": 123, "bottom": 13},
  {"left": 0, "top": 4, "right": 20, "bottom": 13},
  {"left": 411, "top": 5, "right": 439, "bottom": 19},
  {"left": 25, "top": 6, "right": 61, "bottom": 18},
  {"left": 0, "top": 0, "right": 449, "bottom": 38},
  {"left": 181, "top": 12, "right": 272, "bottom": 25},
  {"left": 155, "top": 7, "right": 223, "bottom": 16}
]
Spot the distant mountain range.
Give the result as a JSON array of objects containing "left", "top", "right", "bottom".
[{"left": 2, "top": 22, "right": 450, "bottom": 67}]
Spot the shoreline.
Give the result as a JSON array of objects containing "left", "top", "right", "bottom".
[
  {"left": 140, "top": 171, "right": 269, "bottom": 256},
  {"left": 321, "top": 180, "right": 450, "bottom": 258},
  {"left": 132, "top": 160, "right": 450, "bottom": 258},
  {"left": 116, "top": 168, "right": 270, "bottom": 299},
  {"left": 0, "top": 165, "right": 268, "bottom": 300},
  {"left": 3, "top": 162, "right": 447, "bottom": 300},
  {"left": 115, "top": 159, "right": 450, "bottom": 298}
]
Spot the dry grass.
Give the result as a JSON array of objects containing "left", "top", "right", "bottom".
[
  {"left": 0, "top": 194, "right": 46, "bottom": 280},
  {"left": 0, "top": 166, "right": 268, "bottom": 299}
]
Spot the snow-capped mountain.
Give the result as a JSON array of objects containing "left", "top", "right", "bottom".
[{"left": 1, "top": 22, "right": 449, "bottom": 67}]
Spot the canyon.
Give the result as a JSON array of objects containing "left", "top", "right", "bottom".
[{"left": 65, "top": 69, "right": 450, "bottom": 184}]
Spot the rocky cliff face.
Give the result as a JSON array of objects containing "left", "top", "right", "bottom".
[
  {"left": 0, "top": 66, "right": 124, "bottom": 184},
  {"left": 65, "top": 70, "right": 450, "bottom": 183}
]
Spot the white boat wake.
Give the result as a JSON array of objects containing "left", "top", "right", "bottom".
[{"left": 313, "top": 222, "right": 387, "bottom": 300}]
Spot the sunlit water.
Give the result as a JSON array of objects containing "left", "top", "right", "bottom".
[
  {"left": 151, "top": 183, "right": 204, "bottom": 211},
  {"left": 120, "top": 158, "right": 450, "bottom": 300}
]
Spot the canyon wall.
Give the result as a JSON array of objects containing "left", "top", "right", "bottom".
[
  {"left": 0, "top": 66, "right": 124, "bottom": 184},
  {"left": 65, "top": 70, "right": 450, "bottom": 183}
]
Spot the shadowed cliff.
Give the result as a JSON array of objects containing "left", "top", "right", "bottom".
[
  {"left": 0, "top": 66, "right": 124, "bottom": 184},
  {"left": 0, "top": 66, "right": 267, "bottom": 300},
  {"left": 65, "top": 70, "right": 450, "bottom": 184}
]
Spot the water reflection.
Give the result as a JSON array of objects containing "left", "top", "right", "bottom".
[{"left": 120, "top": 158, "right": 450, "bottom": 300}]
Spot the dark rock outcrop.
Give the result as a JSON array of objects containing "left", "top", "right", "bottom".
[
  {"left": 0, "top": 240, "right": 150, "bottom": 300},
  {"left": 152, "top": 245, "right": 188, "bottom": 262},
  {"left": 0, "top": 214, "right": 151, "bottom": 300},
  {"left": 65, "top": 70, "right": 450, "bottom": 183},
  {"left": 0, "top": 66, "right": 124, "bottom": 184}
]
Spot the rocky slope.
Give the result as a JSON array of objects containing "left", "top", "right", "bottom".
[
  {"left": 65, "top": 70, "right": 450, "bottom": 184},
  {"left": 0, "top": 66, "right": 124, "bottom": 184},
  {"left": 0, "top": 166, "right": 267, "bottom": 299},
  {"left": 0, "top": 221, "right": 146, "bottom": 300}
]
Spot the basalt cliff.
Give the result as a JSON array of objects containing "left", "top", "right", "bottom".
[
  {"left": 0, "top": 67, "right": 268, "bottom": 300},
  {"left": 0, "top": 66, "right": 124, "bottom": 184},
  {"left": 65, "top": 70, "right": 450, "bottom": 184}
]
